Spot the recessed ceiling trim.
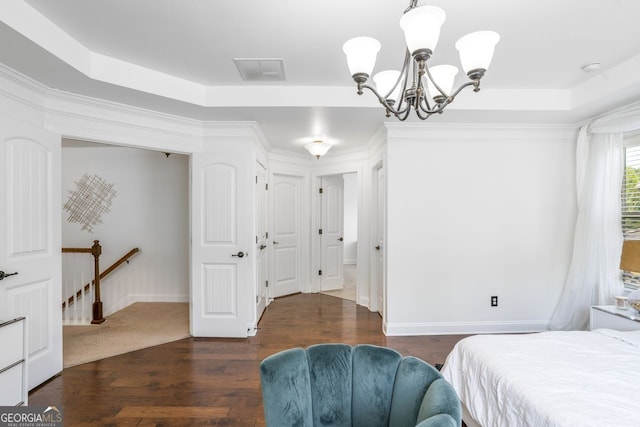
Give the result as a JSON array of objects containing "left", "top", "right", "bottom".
[{"left": 2, "top": 2, "right": 638, "bottom": 115}]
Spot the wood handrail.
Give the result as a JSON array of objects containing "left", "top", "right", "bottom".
[
  {"left": 62, "top": 248, "right": 94, "bottom": 253},
  {"left": 62, "top": 246, "right": 140, "bottom": 323},
  {"left": 99, "top": 248, "right": 140, "bottom": 280}
]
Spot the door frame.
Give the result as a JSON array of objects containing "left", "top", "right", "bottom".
[
  {"left": 371, "top": 161, "right": 386, "bottom": 318},
  {"left": 310, "top": 161, "right": 369, "bottom": 307},
  {"left": 57, "top": 136, "right": 257, "bottom": 338},
  {"left": 255, "top": 160, "right": 268, "bottom": 320}
]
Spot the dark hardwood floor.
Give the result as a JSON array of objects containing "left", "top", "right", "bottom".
[{"left": 30, "top": 293, "right": 468, "bottom": 426}]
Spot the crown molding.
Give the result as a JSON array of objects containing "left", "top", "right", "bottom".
[
  {"left": 0, "top": 62, "right": 48, "bottom": 115},
  {"left": 201, "top": 121, "right": 271, "bottom": 152},
  {"left": 385, "top": 122, "right": 578, "bottom": 143},
  {"left": 0, "top": 62, "right": 277, "bottom": 154},
  {"left": 44, "top": 89, "right": 203, "bottom": 153}
]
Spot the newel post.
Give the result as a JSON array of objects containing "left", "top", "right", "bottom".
[{"left": 91, "top": 240, "right": 105, "bottom": 324}]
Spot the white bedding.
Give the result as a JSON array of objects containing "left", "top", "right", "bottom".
[{"left": 440, "top": 329, "right": 640, "bottom": 427}]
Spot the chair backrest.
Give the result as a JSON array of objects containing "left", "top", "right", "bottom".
[{"left": 260, "top": 343, "right": 461, "bottom": 427}]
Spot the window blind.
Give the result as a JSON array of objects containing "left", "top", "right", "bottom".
[{"left": 622, "top": 145, "right": 640, "bottom": 288}]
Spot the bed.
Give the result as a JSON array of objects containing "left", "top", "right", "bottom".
[{"left": 440, "top": 328, "right": 640, "bottom": 427}]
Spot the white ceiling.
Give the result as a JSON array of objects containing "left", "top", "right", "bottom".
[{"left": 2, "top": 0, "right": 640, "bottom": 155}]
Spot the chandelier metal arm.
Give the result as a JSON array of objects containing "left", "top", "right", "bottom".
[
  {"left": 387, "top": 49, "right": 412, "bottom": 100},
  {"left": 358, "top": 70, "right": 482, "bottom": 120},
  {"left": 414, "top": 106, "right": 435, "bottom": 120},
  {"left": 450, "top": 79, "right": 480, "bottom": 98},
  {"left": 417, "top": 79, "right": 478, "bottom": 116},
  {"left": 394, "top": 103, "right": 414, "bottom": 121},
  {"left": 423, "top": 61, "right": 447, "bottom": 101},
  {"left": 359, "top": 83, "right": 412, "bottom": 119},
  {"left": 404, "top": 0, "right": 419, "bottom": 13},
  {"left": 372, "top": 49, "right": 414, "bottom": 119},
  {"left": 415, "top": 71, "right": 434, "bottom": 112}
]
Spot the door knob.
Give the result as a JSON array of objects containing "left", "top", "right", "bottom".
[
  {"left": 273, "top": 241, "right": 279, "bottom": 245},
  {"left": 375, "top": 245, "right": 381, "bottom": 251},
  {"left": 259, "top": 244, "right": 267, "bottom": 250},
  {"left": 232, "top": 251, "right": 245, "bottom": 258},
  {"left": 338, "top": 237, "right": 344, "bottom": 242},
  {"left": 0, "top": 271, "right": 18, "bottom": 281}
]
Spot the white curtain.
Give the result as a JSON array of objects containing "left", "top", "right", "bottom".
[
  {"left": 549, "top": 128, "right": 624, "bottom": 330},
  {"left": 550, "top": 103, "right": 640, "bottom": 330},
  {"left": 548, "top": 105, "right": 640, "bottom": 330}
]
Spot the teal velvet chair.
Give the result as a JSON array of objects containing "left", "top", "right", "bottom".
[{"left": 260, "top": 343, "right": 461, "bottom": 427}]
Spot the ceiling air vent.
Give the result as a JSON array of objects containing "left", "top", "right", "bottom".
[{"left": 233, "top": 58, "right": 287, "bottom": 81}]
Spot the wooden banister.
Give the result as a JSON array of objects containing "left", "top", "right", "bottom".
[
  {"left": 91, "top": 240, "right": 103, "bottom": 324},
  {"left": 62, "top": 248, "right": 94, "bottom": 254},
  {"left": 99, "top": 248, "right": 140, "bottom": 280},
  {"left": 61, "top": 244, "right": 140, "bottom": 324}
]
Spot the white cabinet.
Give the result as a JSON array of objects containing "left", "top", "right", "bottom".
[
  {"left": 590, "top": 306, "right": 640, "bottom": 331},
  {"left": 0, "top": 317, "right": 27, "bottom": 406}
]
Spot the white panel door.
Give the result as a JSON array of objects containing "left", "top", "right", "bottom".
[
  {"left": 320, "top": 176, "right": 344, "bottom": 291},
  {"left": 255, "top": 162, "right": 268, "bottom": 320},
  {"left": 0, "top": 117, "right": 62, "bottom": 390},
  {"left": 271, "top": 174, "right": 302, "bottom": 298},
  {"left": 191, "top": 151, "right": 251, "bottom": 337},
  {"left": 375, "top": 167, "right": 385, "bottom": 316}
]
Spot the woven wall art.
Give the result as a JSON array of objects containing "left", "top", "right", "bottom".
[{"left": 63, "top": 173, "right": 117, "bottom": 233}]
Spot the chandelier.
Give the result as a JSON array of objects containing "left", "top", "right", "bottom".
[{"left": 342, "top": 0, "right": 500, "bottom": 121}]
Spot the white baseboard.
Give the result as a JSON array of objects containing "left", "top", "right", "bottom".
[
  {"left": 247, "top": 324, "right": 258, "bottom": 337},
  {"left": 383, "top": 320, "right": 549, "bottom": 336},
  {"left": 357, "top": 296, "right": 370, "bottom": 309}
]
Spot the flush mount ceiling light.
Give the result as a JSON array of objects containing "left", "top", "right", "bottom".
[
  {"left": 304, "top": 140, "right": 332, "bottom": 159},
  {"left": 343, "top": 0, "right": 500, "bottom": 121}
]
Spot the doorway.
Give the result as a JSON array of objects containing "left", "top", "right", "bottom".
[
  {"left": 319, "top": 173, "right": 358, "bottom": 302},
  {"left": 60, "top": 139, "right": 190, "bottom": 366}
]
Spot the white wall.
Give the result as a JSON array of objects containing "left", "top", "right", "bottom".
[
  {"left": 343, "top": 172, "right": 358, "bottom": 264},
  {"left": 384, "top": 124, "right": 577, "bottom": 335},
  {"left": 61, "top": 145, "right": 189, "bottom": 315}
]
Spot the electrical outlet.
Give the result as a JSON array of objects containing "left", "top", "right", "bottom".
[{"left": 491, "top": 296, "right": 498, "bottom": 307}]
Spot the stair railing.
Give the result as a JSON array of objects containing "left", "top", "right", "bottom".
[
  {"left": 62, "top": 240, "right": 103, "bottom": 324},
  {"left": 62, "top": 241, "right": 140, "bottom": 325}
]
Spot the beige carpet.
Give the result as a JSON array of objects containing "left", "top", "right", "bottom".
[
  {"left": 321, "top": 264, "right": 357, "bottom": 302},
  {"left": 63, "top": 302, "right": 190, "bottom": 368}
]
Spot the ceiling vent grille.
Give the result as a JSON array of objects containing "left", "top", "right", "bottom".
[{"left": 233, "top": 58, "right": 287, "bottom": 81}]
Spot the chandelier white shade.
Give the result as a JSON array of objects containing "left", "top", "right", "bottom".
[
  {"left": 374, "top": 70, "right": 403, "bottom": 103},
  {"left": 343, "top": 0, "right": 500, "bottom": 120},
  {"left": 342, "top": 37, "right": 381, "bottom": 77},
  {"left": 455, "top": 31, "right": 501, "bottom": 75},
  {"left": 399, "top": 5, "right": 446, "bottom": 56},
  {"left": 304, "top": 140, "right": 332, "bottom": 159},
  {"left": 426, "top": 64, "right": 458, "bottom": 101}
]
